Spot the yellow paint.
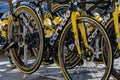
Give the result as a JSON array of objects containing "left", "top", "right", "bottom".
[
  {"left": 113, "top": 2, "right": 120, "bottom": 48},
  {"left": 53, "top": 17, "right": 61, "bottom": 25},
  {"left": 71, "top": 12, "right": 82, "bottom": 56},
  {"left": 78, "top": 23, "right": 89, "bottom": 52}
]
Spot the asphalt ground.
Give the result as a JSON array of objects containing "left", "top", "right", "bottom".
[
  {"left": 0, "top": 53, "right": 118, "bottom": 80},
  {"left": 0, "top": 54, "right": 65, "bottom": 80}
]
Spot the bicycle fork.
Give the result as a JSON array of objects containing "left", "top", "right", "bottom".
[
  {"left": 71, "top": 12, "right": 89, "bottom": 58},
  {"left": 113, "top": 2, "right": 120, "bottom": 49}
]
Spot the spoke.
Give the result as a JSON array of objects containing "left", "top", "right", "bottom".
[
  {"left": 23, "top": 13, "right": 31, "bottom": 23},
  {"left": 24, "top": 44, "right": 28, "bottom": 65},
  {"left": 21, "top": 14, "right": 31, "bottom": 33},
  {"left": 32, "top": 48, "right": 38, "bottom": 58},
  {"left": 17, "top": 47, "right": 22, "bottom": 57},
  {"left": 23, "top": 23, "right": 28, "bottom": 65}
]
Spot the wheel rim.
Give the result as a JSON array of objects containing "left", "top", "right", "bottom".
[{"left": 59, "top": 17, "right": 112, "bottom": 80}]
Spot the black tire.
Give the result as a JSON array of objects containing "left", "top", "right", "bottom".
[
  {"left": 7, "top": 6, "right": 44, "bottom": 74},
  {"left": 58, "top": 17, "right": 113, "bottom": 80}
]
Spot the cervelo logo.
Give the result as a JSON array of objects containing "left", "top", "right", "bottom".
[
  {"left": 88, "top": 28, "right": 98, "bottom": 42},
  {"left": 50, "top": 10, "right": 71, "bottom": 45},
  {"left": 101, "top": 14, "right": 110, "bottom": 26}
]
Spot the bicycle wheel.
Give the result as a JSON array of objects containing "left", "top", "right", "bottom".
[
  {"left": 58, "top": 16, "right": 113, "bottom": 80},
  {"left": 7, "top": 6, "right": 44, "bottom": 74},
  {"left": 105, "top": 18, "right": 120, "bottom": 79}
]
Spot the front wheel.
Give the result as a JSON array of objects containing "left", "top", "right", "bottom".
[
  {"left": 7, "top": 6, "right": 44, "bottom": 74},
  {"left": 58, "top": 17, "right": 113, "bottom": 80}
]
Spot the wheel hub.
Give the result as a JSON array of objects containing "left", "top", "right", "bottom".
[
  {"left": 18, "top": 33, "right": 24, "bottom": 47},
  {"left": 84, "top": 46, "right": 94, "bottom": 61}
]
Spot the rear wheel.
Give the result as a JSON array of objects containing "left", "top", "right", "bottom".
[{"left": 8, "top": 6, "right": 44, "bottom": 74}]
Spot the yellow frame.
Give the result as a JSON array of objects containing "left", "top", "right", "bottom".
[{"left": 71, "top": 11, "right": 89, "bottom": 57}]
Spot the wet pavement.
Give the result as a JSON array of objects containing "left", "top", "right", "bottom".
[
  {"left": 0, "top": 54, "right": 118, "bottom": 80},
  {"left": 0, "top": 55, "right": 65, "bottom": 80}
]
